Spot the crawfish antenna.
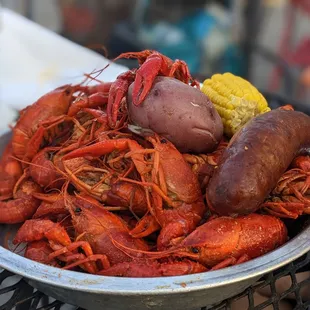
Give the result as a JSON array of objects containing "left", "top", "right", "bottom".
[
  {"left": 109, "top": 236, "right": 179, "bottom": 260},
  {"left": 86, "top": 44, "right": 109, "bottom": 59}
]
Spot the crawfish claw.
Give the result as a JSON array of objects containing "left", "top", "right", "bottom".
[
  {"left": 107, "top": 71, "right": 135, "bottom": 128},
  {"left": 132, "top": 54, "right": 164, "bottom": 106},
  {"left": 129, "top": 214, "right": 160, "bottom": 238}
]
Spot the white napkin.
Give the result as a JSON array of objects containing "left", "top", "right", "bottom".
[{"left": 0, "top": 8, "right": 128, "bottom": 130}]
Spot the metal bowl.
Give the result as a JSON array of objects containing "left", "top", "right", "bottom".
[{"left": 0, "top": 130, "right": 309, "bottom": 310}]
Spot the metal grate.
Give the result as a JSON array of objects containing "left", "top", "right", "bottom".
[
  {"left": 208, "top": 252, "right": 310, "bottom": 310},
  {"left": 0, "top": 253, "right": 309, "bottom": 310}
]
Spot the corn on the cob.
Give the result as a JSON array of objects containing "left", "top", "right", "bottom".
[{"left": 201, "top": 72, "right": 270, "bottom": 137}]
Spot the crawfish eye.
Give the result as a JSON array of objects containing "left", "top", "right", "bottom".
[
  {"left": 64, "top": 88, "right": 71, "bottom": 96},
  {"left": 160, "top": 138, "right": 167, "bottom": 144},
  {"left": 47, "top": 151, "right": 54, "bottom": 161},
  {"left": 191, "top": 247, "right": 199, "bottom": 254},
  {"left": 75, "top": 207, "right": 82, "bottom": 214}
]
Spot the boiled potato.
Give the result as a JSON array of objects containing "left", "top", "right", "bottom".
[{"left": 127, "top": 77, "right": 223, "bottom": 153}]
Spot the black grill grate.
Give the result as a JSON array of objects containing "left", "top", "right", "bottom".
[
  {"left": 208, "top": 252, "right": 310, "bottom": 310},
  {"left": 0, "top": 253, "right": 309, "bottom": 310}
]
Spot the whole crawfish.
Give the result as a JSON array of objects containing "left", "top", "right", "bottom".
[
  {"left": 11, "top": 82, "right": 112, "bottom": 163},
  {"left": 62, "top": 134, "right": 206, "bottom": 250},
  {"left": 103, "top": 50, "right": 200, "bottom": 128},
  {"left": 111, "top": 214, "right": 287, "bottom": 272}
]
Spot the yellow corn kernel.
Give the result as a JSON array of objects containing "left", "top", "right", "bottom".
[{"left": 202, "top": 72, "right": 270, "bottom": 137}]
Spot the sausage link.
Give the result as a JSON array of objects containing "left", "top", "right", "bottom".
[{"left": 206, "top": 109, "right": 310, "bottom": 215}]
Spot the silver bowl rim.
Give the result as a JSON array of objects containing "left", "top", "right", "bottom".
[
  {"left": 0, "top": 227, "right": 308, "bottom": 295},
  {"left": 0, "top": 129, "right": 309, "bottom": 295}
]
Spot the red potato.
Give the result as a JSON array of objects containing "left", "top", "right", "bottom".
[{"left": 127, "top": 76, "right": 223, "bottom": 153}]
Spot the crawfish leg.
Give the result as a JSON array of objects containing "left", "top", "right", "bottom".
[
  {"left": 62, "top": 254, "right": 111, "bottom": 272},
  {"left": 25, "top": 240, "right": 59, "bottom": 267},
  {"left": 210, "top": 258, "right": 236, "bottom": 271},
  {"left": 157, "top": 221, "right": 191, "bottom": 250},
  {"left": 48, "top": 241, "right": 94, "bottom": 259},
  {"left": 262, "top": 202, "right": 304, "bottom": 219},
  {"left": 129, "top": 213, "right": 161, "bottom": 238},
  {"left": 49, "top": 240, "right": 97, "bottom": 273},
  {"left": 48, "top": 240, "right": 96, "bottom": 273},
  {"left": 48, "top": 241, "right": 110, "bottom": 273},
  {"left": 235, "top": 254, "right": 250, "bottom": 265},
  {"left": 168, "top": 59, "right": 199, "bottom": 87},
  {"left": 68, "top": 93, "right": 108, "bottom": 116}
]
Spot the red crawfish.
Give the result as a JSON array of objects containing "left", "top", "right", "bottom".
[
  {"left": 262, "top": 155, "right": 310, "bottom": 218},
  {"left": 62, "top": 134, "right": 206, "bottom": 250},
  {"left": 110, "top": 214, "right": 287, "bottom": 271},
  {"left": 104, "top": 50, "right": 200, "bottom": 128},
  {"left": 13, "top": 195, "right": 149, "bottom": 272}
]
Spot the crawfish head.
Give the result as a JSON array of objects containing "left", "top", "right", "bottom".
[
  {"left": 176, "top": 214, "right": 287, "bottom": 268},
  {"left": 176, "top": 216, "right": 241, "bottom": 266}
]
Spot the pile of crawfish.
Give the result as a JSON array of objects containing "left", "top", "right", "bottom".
[{"left": 1, "top": 50, "right": 310, "bottom": 278}]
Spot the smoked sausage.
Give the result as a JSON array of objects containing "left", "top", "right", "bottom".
[{"left": 206, "top": 109, "right": 310, "bottom": 216}]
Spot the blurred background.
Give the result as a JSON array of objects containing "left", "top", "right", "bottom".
[{"left": 1, "top": 0, "right": 310, "bottom": 101}]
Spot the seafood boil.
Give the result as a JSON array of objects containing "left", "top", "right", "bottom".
[{"left": 0, "top": 50, "right": 309, "bottom": 278}]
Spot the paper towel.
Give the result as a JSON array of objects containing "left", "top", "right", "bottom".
[{"left": 0, "top": 8, "right": 128, "bottom": 130}]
